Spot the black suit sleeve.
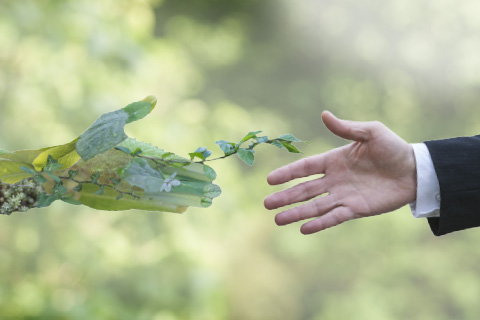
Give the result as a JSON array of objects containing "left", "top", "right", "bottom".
[{"left": 424, "top": 135, "right": 480, "bottom": 236}]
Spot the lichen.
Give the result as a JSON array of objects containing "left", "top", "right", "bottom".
[{"left": 0, "top": 180, "right": 43, "bottom": 215}]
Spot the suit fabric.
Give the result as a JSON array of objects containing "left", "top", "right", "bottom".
[{"left": 425, "top": 135, "right": 480, "bottom": 236}]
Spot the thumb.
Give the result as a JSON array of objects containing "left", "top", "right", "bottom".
[{"left": 321, "top": 111, "right": 376, "bottom": 142}]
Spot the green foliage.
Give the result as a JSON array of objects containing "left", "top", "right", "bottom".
[
  {"left": 76, "top": 96, "right": 157, "bottom": 161},
  {"left": 237, "top": 148, "right": 255, "bottom": 166},
  {"left": 216, "top": 140, "right": 236, "bottom": 155},
  {"left": 189, "top": 147, "right": 212, "bottom": 161},
  {"left": 32, "top": 139, "right": 80, "bottom": 172},
  {"left": 0, "top": 97, "right": 304, "bottom": 215},
  {"left": 211, "top": 130, "right": 307, "bottom": 166}
]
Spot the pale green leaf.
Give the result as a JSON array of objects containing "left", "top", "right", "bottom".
[
  {"left": 121, "top": 158, "right": 165, "bottom": 193},
  {"left": 0, "top": 161, "right": 34, "bottom": 183},
  {"left": 76, "top": 109, "right": 129, "bottom": 161},
  {"left": 76, "top": 96, "right": 157, "bottom": 161},
  {"left": 278, "top": 134, "right": 302, "bottom": 142},
  {"left": 123, "top": 96, "right": 156, "bottom": 124},
  {"left": 37, "top": 193, "right": 58, "bottom": 208},
  {"left": 240, "top": 131, "right": 262, "bottom": 144},
  {"left": 60, "top": 196, "right": 82, "bottom": 205},
  {"left": 237, "top": 148, "right": 255, "bottom": 166},
  {"left": 32, "top": 139, "right": 80, "bottom": 172},
  {"left": 78, "top": 183, "right": 187, "bottom": 213},
  {"left": 216, "top": 140, "right": 236, "bottom": 155}
]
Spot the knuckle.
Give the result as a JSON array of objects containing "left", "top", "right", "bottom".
[
  {"left": 298, "top": 203, "right": 312, "bottom": 220},
  {"left": 312, "top": 198, "right": 323, "bottom": 215},
  {"left": 370, "top": 121, "right": 386, "bottom": 132},
  {"left": 331, "top": 209, "right": 343, "bottom": 226}
]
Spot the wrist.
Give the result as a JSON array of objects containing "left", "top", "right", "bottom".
[{"left": 405, "top": 144, "right": 418, "bottom": 204}]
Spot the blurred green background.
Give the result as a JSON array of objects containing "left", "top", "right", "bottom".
[{"left": 1, "top": 0, "right": 480, "bottom": 319}]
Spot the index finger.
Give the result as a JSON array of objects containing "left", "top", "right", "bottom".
[{"left": 267, "top": 154, "right": 326, "bottom": 185}]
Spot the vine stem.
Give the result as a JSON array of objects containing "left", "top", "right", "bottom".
[
  {"left": 196, "top": 141, "right": 265, "bottom": 163},
  {"left": 200, "top": 153, "right": 234, "bottom": 163}
]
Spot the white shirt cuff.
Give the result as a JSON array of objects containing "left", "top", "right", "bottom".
[{"left": 409, "top": 143, "right": 441, "bottom": 218}]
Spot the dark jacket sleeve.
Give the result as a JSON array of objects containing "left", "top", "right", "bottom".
[{"left": 424, "top": 135, "right": 480, "bottom": 236}]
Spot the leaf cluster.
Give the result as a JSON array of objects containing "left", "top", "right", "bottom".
[{"left": 190, "top": 131, "right": 307, "bottom": 166}]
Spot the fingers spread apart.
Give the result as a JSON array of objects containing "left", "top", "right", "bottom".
[
  {"left": 273, "top": 196, "right": 356, "bottom": 235},
  {"left": 267, "top": 154, "right": 326, "bottom": 185},
  {"left": 264, "top": 177, "right": 328, "bottom": 210},
  {"left": 274, "top": 195, "right": 337, "bottom": 226},
  {"left": 300, "top": 206, "right": 355, "bottom": 234}
]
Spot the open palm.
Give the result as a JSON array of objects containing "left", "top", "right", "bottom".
[{"left": 264, "top": 111, "right": 417, "bottom": 234}]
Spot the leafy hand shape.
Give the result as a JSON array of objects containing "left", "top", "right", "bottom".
[
  {"left": 0, "top": 96, "right": 219, "bottom": 214},
  {"left": 0, "top": 96, "right": 304, "bottom": 216}
]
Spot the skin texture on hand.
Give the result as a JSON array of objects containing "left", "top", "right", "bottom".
[{"left": 264, "top": 111, "right": 417, "bottom": 235}]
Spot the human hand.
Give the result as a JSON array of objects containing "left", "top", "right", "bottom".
[{"left": 264, "top": 111, "right": 417, "bottom": 234}]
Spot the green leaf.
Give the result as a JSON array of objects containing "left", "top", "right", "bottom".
[
  {"left": 189, "top": 152, "right": 203, "bottom": 161},
  {"left": 68, "top": 169, "right": 79, "bottom": 179},
  {"left": 132, "top": 148, "right": 143, "bottom": 156},
  {"left": 200, "top": 184, "right": 222, "bottom": 208},
  {"left": 32, "top": 139, "right": 80, "bottom": 172},
  {"left": 46, "top": 171, "right": 61, "bottom": 183},
  {"left": 118, "top": 138, "right": 164, "bottom": 158},
  {"left": 0, "top": 161, "right": 33, "bottom": 183},
  {"left": 278, "top": 134, "right": 302, "bottom": 142},
  {"left": 37, "top": 193, "right": 58, "bottom": 208},
  {"left": 20, "top": 166, "right": 36, "bottom": 175},
  {"left": 33, "top": 174, "right": 47, "bottom": 184},
  {"left": 161, "top": 152, "right": 174, "bottom": 159},
  {"left": 76, "top": 109, "right": 129, "bottom": 161},
  {"left": 115, "top": 146, "right": 132, "bottom": 155},
  {"left": 203, "top": 183, "right": 222, "bottom": 199},
  {"left": 121, "top": 158, "right": 165, "bottom": 192},
  {"left": 90, "top": 172, "right": 101, "bottom": 184},
  {"left": 255, "top": 136, "right": 269, "bottom": 144},
  {"left": 237, "top": 148, "right": 255, "bottom": 166},
  {"left": 122, "top": 96, "right": 157, "bottom": 124},
  {"left": 94, "top": 186, "right": 105, "bottom": 196},
  {"left": 44, "top": 155, "right": 64, "bottom": 172},
  {"left": 215, "top": 140, "right": 236, "bottom": 155},
  {"left": 60, "top": 196, "right": 82, "bottom": 205},
  {"left": 189, "top": 147, "right": 212, "bottom": 161},
  {"left": 240, "top": 131, "right": 262, "bottom": 144},
  {"left": 281, "top": 141, "right": 301, "bottom": 153},
  {"left": 270, "top": 140, "right": 284, "bottom": 148},
  {"left": 78, "top": 183, "right": 188, "bottom": 213},
  {"left": 76, "top": 96, "right": 156, "bottom": 161},
  {"left": 73, "top": 183, "right": 83, "bottom": 192},
  {"left": 0, "top": 149, "right": 44, "bottom": 164},
  {"left": 53, "top": 182, "right": 67, "bottom": 197},
  {"left": 203, "top": 165, "right": 217, "bottom": 181}
]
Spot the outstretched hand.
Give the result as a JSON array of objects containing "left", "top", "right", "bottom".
[{"left": 264, "top": 111, "right": 417, "bottom": 234}]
